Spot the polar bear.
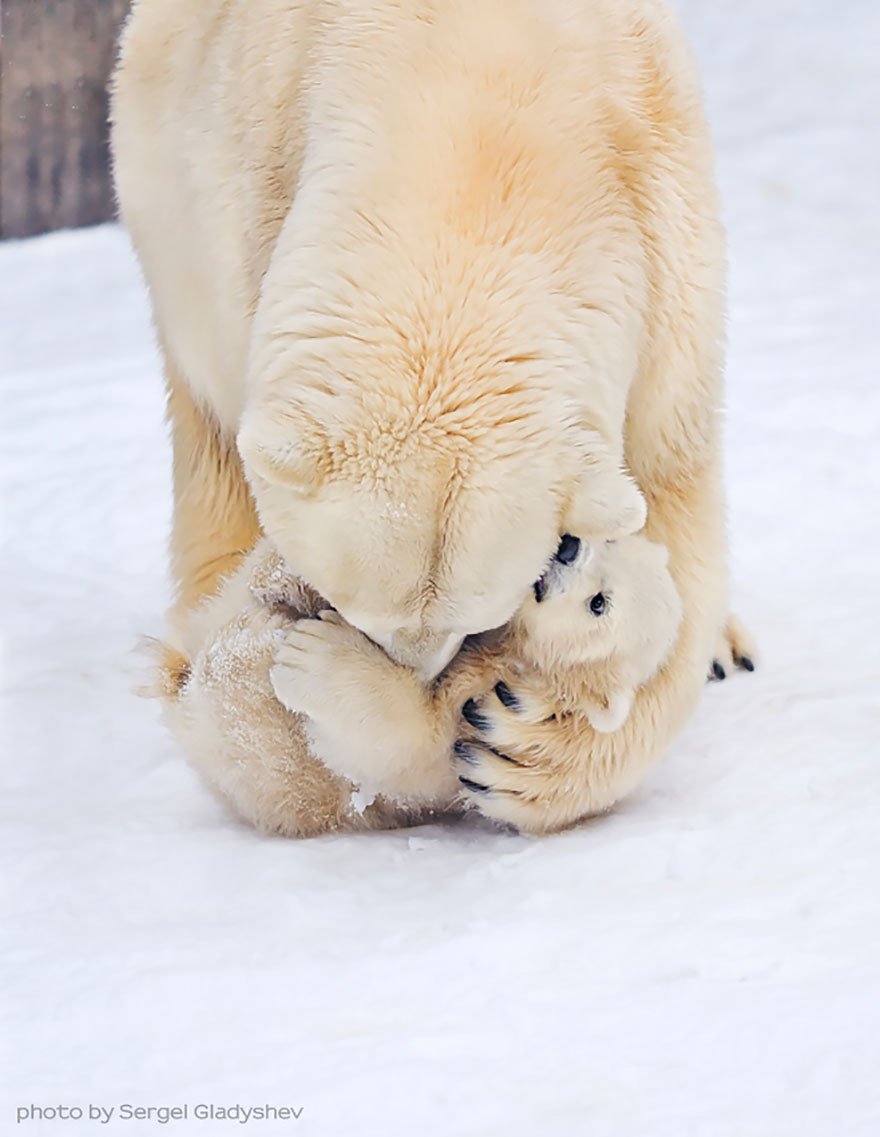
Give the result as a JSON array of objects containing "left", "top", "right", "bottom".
[
  {"left": 113, "top": 0, "right": 752, "bottom": 834},
  {"left": 155, "top": 531, "right": 682, "bottom": 836}
]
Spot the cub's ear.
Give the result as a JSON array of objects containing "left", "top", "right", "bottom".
[
  {"left": 565, "top": 447, "right": 646, "bottom": 539},
  {"left": 237, "top": 406, "right": 325, "bottom": 493},
  {"left": 584, "top": 687, "right": 635, "bottom": 734}
]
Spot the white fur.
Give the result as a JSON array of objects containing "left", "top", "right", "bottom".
[{"left": 114, "top": 0, "right": 738, "bottom": 834}]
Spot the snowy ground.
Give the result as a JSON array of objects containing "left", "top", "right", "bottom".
[{"left": 2, "top": 1, "right": 879, "bottom": 1134}]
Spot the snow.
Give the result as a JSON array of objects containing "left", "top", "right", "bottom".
[{"left": 2, "top": 0, "right": 879, "bottom": 1133}]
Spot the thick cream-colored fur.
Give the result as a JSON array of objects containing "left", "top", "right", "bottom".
[
  {"left": 510, "top": 535, "right": 683, "bottom": 731},
  {"left": 269, "top": 534, "right": 683, "bottom": 807},
  {"left": 114, "top": 0, "right": 735, "bottom": 834},
  {"left": 156, "top": 544, "right": 431, "bottom": 837},
  {"left": 159, "top": 534, "right": 680, "bottom": 834}
]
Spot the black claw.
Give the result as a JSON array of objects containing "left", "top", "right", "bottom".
[
  {"left": 711, "top": 660, "right": 726, "bottom": 681},
  {"left": 737, "top": 655, "right": 755, "bottom": 672},
  {"left": 459, "top": 776, "right": 490, "bottom": 794},
  {"left": 494, "top": 680, "right": 521, "bottom": 710},
  {"left": 488, "top": 746, "right": 518, "bottom": 765},
  {"left": 453, "top": 739, "right": 477, "bottom": 764},
  {"left": 461, "top": 698, "right": 491, "bottom": 732}
]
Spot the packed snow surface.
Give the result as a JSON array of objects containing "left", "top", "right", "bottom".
[{"left": 2, "top": 1, "right": 878, "bottom": 1134}]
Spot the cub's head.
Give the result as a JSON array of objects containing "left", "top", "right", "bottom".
[
  {"left": 511, "top": 533, "right": 682, "bottom": 681},
  {"left": 238, "top": 388, "right": 645, "bottom": 678}
]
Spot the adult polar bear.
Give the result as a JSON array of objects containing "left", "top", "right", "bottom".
[{"left": 113, "top": 0, "right": 738, "bottom": 834}]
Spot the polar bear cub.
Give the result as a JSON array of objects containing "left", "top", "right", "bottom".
[
  {"left": 267, "top": 531, "right": 682, "bottom": 807},
  {"left": 508, "top": 533, "right": 683, "bottom": 733},
  {"left": 154, "top": 527, "right": 681, "bottom": 832}
]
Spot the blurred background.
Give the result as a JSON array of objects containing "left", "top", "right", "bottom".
[{"left": 1, "top": 0, "right": 129, "bottom": 238}]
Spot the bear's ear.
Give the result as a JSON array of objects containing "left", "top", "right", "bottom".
[
  {"left": 564, "top": 442, "right": 646, "bottom": 539},
  {"left": 237, "top": 406, "right": 325, "bottom": 494}
]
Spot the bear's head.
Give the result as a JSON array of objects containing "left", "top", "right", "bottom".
[{"left": 239, "top": 386, "right": 644, "bottom": 678}]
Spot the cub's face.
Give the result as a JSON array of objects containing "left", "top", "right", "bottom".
[{"left": 512, "top": 534, "right": 682, "bottom": 678}]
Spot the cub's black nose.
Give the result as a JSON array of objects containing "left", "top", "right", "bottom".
[{"left": 554, "top": 534, "right": 581, "bottom": 565}]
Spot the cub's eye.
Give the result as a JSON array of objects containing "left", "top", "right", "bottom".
[{"left": 588, "top": 592, "right": 607, "bottom": 617}]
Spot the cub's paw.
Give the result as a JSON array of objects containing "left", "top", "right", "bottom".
[
  {"left": 708, "top": 614, "right": 758, "bottom": 682},
  {"left": 270, "top": 611, "right": 438, "bottom": 799},
  {"left": 461, "top": 677, "right": 555, "bottom": 736},
  {"left": 270, "top": 611, "right": 386, "bottom": 723},
  {"left": 453, "top": 678, "right": 575, "bottom": 831}
]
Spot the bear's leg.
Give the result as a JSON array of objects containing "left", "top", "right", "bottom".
[{"left": 164, "top": 353, "right": 261, "bottom": 632}]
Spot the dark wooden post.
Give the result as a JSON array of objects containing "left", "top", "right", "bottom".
[{"left": 0, "top": 0, "right": 131, "bottom": 239}]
